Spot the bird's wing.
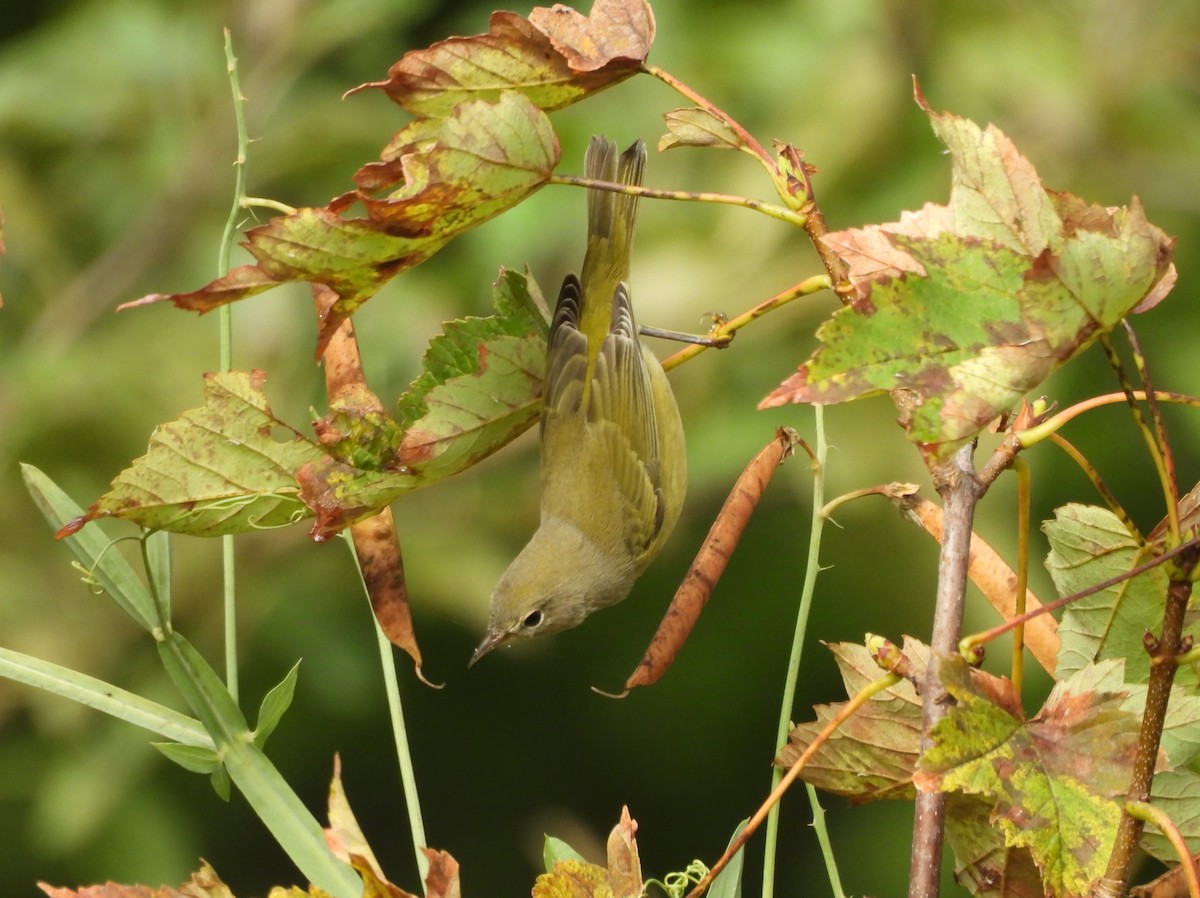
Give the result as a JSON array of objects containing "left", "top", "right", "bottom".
[
  {"left": 588, "top": 282, "right": 666, "bottom": 554},
  {"left": 542, "top": 273, "right": 589, "bottom": 434}
]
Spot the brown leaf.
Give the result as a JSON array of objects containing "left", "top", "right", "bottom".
[
  {"left": 529, "top": 0, "right": 655, "bottom": 73},
  {"left": 348, "top": 12, "right": 633, "bottom": 117},
  {"left": 602, "top": 429, "right": 801, "bottom": 696},
  {"left": 606, "top": 807, "right": 642, "bottom": 898}
]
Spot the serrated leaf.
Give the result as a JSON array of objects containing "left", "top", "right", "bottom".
[
  {"left": 1045, "top": 504, "right": 1190, "bottom": 685},
  {"left": 125, "top": 93, "right": 559, "bottom": 356},
  {"left": 544, "top": 836, "right": 588, "bottom": 872},
  {"left": 1067, "top": 658, "right": 1200, "bottom": 768},
  {"left": 916, "top": 656, "right": 1143, "bottom": 898},
  {"left": 659, "top": 107, "right": 745, "bottom": 153},
  {"left": 254, "top": 661, "right": 301, "bottom": 749},
  {"left": 153, "top": 741, "right": 222, "bottom": 775},
  {"left": 349, "top": 7, "right": 645, "bottom": 117},
  {"left": 395, "top": 267, "right": 548, "bottom": 484},
  {"left": 775, "top": 639, "right": 927, "bottom": 801},
  {"left": 761, "top": 101, "right": 1175, "bottom": 461},
  {"left": 57, "top": 370, "right": 326, "bottom": 538}
]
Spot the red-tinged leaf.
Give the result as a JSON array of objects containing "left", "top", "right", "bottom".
[
  {"left": 349, "top": 509, "right": 437, "bottom": 685},
  {"left": 294, "top": 457, "right": 413, "bottom": 540},
  {"left": 775, "top": 639, "right": 928, "bottom": 801},
  {"left": 348, "top": 11, "right": 637, "bottom": 117},
  {"left": 419, "top": 850, "right": 462, "bottom": 898},
  {"left": 916, "top": 656, "right": 1144, "bottom": 898},
  {"left": 357, "top": 92, "right": 559, "bottom": 230},
  {"left": 394, "top": 268, "right": 548, "bottom": 485},
  {"left": 528, "top": 0, "right": 655, "bottom": 73},
  {"left": 761, "top": 100, "right": 1175, "bottom": 461},
  {"left": 127, "top": 95, "right": 558, "bottom": 357},
  {"left": 118, "top": 264, "right": 284, "bottom": 313},
  {"left": 39, "top": 861, "right": 235, "bottom": 898},
  {"left": 57, "top": 370, "right": 328, "bottom": 538},
  {"left": 658, "top": 107, "right": 746, "bottom": 153},
  {"left": 944, "top": 794, "right": 1047, "bottom": 898}
]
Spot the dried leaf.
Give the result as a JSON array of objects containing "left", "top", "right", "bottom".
[
  {"left": 776, "top": 639, "right": 928, "bottom": 801},
  {"left": 761, "top": 98, "right": 1175, "bottom": 461},
  {"left": 916, "top": 656, "right": 1143, "bottom": 898},
  {"left": 605, "top": 429, "right": 800, "bottom": 695},
  {"left": 532, "top": 861, "right": 610, "bottom": 898},
  {"left": 606, "top": 807, "right": 642, "bottom": 898},
  {"left": 528, "top": 0, "right": 655, "bottom": 73},
  {"left": 39, "top": 861, "right": 236, "bottom": 898}
]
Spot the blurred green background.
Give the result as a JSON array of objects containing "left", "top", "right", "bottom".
[{"left": 1, "top": 0, "right": 1197, "bottom": 896}]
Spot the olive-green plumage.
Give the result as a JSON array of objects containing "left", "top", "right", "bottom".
[{"left": 471, "top": 137, "right": 687, "bottom": 664}]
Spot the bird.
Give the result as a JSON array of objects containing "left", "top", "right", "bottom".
[{"left": 470, "top": 136, "right": 687, "bottom": 665}]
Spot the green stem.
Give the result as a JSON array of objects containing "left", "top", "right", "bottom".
[
  {"left": 219, "top": 27, "right": 248, "bottom": 700},
  {"left": 374, "top": 617, "right": 430, "bottom": 888},
  {"left": 1099, "top": 335, "right": 1181, "bottom": 544},
  {"left": 661, "top": 276, "right": 830, "bottom": 372},
  {"left": 761, "top": 407, "right": 843, "bottom": 898},
  {"left": 548, "top": 174, "right": 809, "bottom": 228}
]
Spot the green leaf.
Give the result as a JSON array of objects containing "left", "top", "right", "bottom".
[
  {"left": 23, "top": 463, "right": 160, "bottom": 631},
  {"left": 153, "top": 742, "right": 222, "bottom": 775},
  {"left": 1045, "top": 504, "right": 1186, "bottom": 684},
  {"left": 659, "top": 107, "right": 746, "bottom": 153},
  {"left": 943, "top": 793, "right": 1045, "bottom": 898},
  {"left": 0, "top": 645, "right": 212, "bottom": 749},
  {"left": 254, "top": 661, "right": 301, "bottom": 749},
  {"left": 158, "top": 632, "right": 360, "bottom": 898},
  {"left": 708, "top": 820, "right": 747, "bottom": 898},
  {"left": 1143, "top": 768, "right": 1200, "bottom": 863},
  {"left": 144, "top": 528, "right": 172, "bottom": 625},
  {"left": 395, "top": 267, "right": 548, "bottom": 484},
  {"left": 916, "top": 656, "right": 1142, "bottom": 898},
  {"left": 59, "top": 370, "right": 327, "bottom": 538},
  {"left": 125, "top": 92, "right": 559, "bottom": 355},
  {"left": 350, "top": 2, "right": 651, "bottom": 117},
  {"left": 544, "top": 836, "right": 587, "bottom": 872},
  {"left": 1066, "top": 658, "right": 1200, "bottom": 767},
  {"left": 761, "top": 102, "right": 1175, "bottom": 461}
]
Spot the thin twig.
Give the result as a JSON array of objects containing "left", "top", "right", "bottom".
[{"left": 910, "top": 444, "right": 980, "bottom": 898}]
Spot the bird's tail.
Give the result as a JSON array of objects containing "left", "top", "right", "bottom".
[{"left": 584, "top": 136, "right": 646, "bottom": 282}]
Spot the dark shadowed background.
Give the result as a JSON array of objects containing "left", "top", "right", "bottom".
[{"left": 1, "top": 1, "right": 1197, "bottom": 895}]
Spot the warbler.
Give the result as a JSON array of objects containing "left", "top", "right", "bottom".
[{"left": 470, "top": 137, "right": 687, "bottom": 665}]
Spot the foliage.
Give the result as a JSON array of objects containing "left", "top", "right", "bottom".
[{"left": 3, "top": 1, "right": 1199, "bottom": 898}]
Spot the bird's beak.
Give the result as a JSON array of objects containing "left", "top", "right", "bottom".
[{"left": 468, "top": 628, "right": 510, "bottom": 667}]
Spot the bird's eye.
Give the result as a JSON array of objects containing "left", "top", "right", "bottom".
[{"left": 522, "top": 609, "right": 544, "bottom": 629}]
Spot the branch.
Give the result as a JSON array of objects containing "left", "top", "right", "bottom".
[{"left": 909, "top": 443, "right": 980, "bottom": 898}]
